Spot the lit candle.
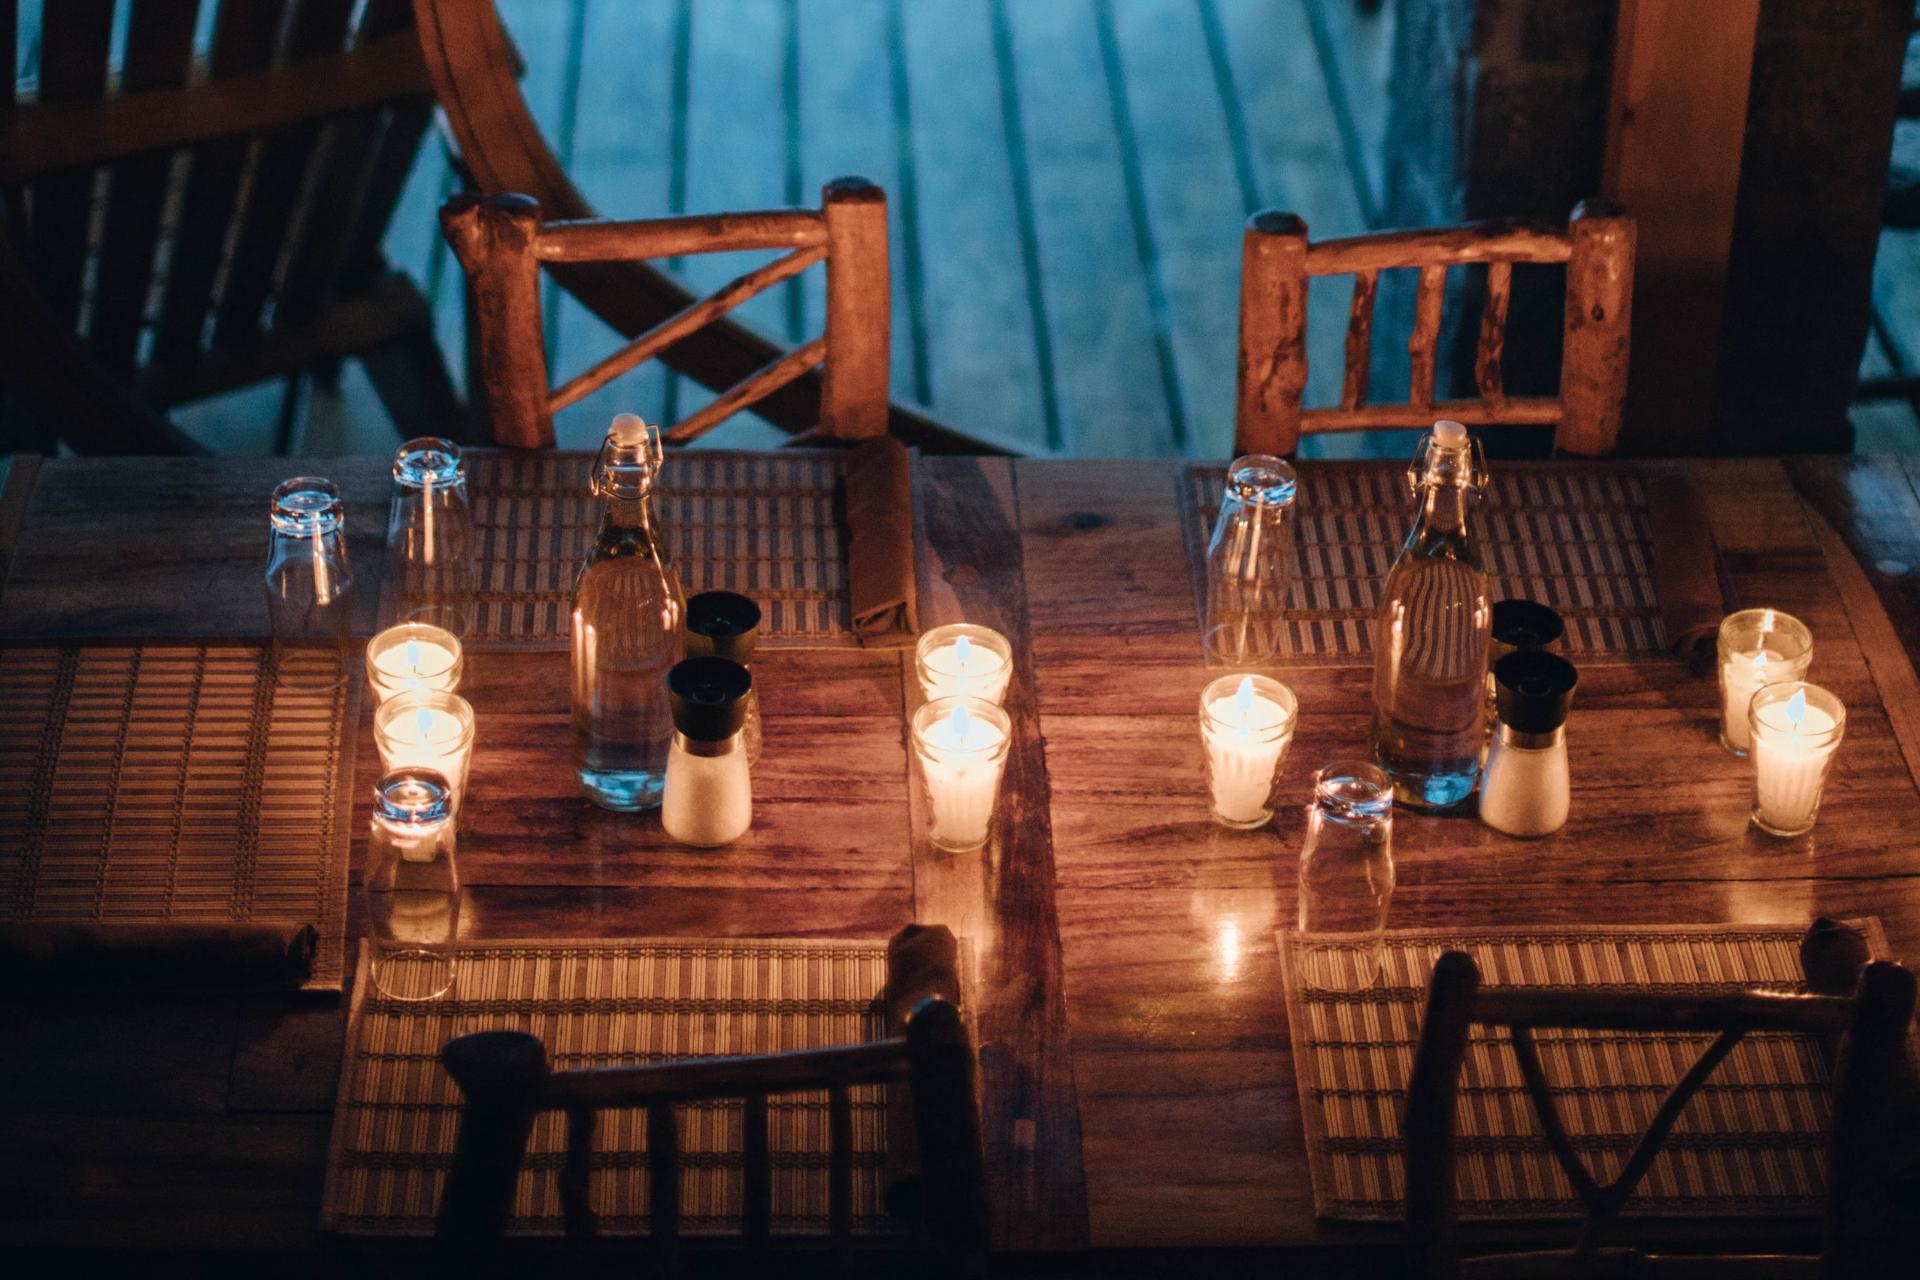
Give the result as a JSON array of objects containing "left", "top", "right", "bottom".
[
  {"left": 1749, "top": 682, "right": 1845, "bottom": 837},
  {"left": 910, "top": 696, "right": 1013, "bottom": 852},
  {"left": 1717, "top": 608, "right": 1811, "bottom": 755},
  {"left": 374, "top": 690, "right": 476, "bottom": 808},
  {"left": 1199, "top": 673, "right": 1298, "bottom": 828},
  {"left": 365, "top": 623, "right": 463, "bottom": 705},
  {"left": 915, "top": 624, "right": 1013, "bottom": 705}
]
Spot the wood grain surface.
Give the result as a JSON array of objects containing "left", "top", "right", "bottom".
[{"left": 2, "top": 454, "right": 1919, "bottom": 1266}]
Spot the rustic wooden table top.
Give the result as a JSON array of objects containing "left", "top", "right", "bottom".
[{"left": 1, "top": 451, "right": 1917, "bottom": 1264}]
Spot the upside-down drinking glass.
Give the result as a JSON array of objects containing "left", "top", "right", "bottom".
[
  {"left": 381, "top": 438, "right": 477, "bottom": 636},
  {"left": 264, "top": 476, "right": 354, "bottom": 691},
  {"left": 365, "top": 767, "right": 460, "bottom": 1001},
  {"left": 1204, "top": 454, "right": 1298, "bottom": 666},
  {"left": 1296, "top": 760, "right": 1396, "bottom": 992}
]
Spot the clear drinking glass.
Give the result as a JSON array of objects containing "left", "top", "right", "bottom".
[
  {"left": 381, "top": 437, "right": 478, "bottom": 636},
  {"left": 1717, "top": 608, "right": 1812, "bottom": 756},
  {"left": 1296, "top": 761, "right": 1396, "bottom": 992},
  {"left": 365, "top": 767, "right": 460, "bottom": 1001},
  {"left": 264, "top": 476, "right": 354, "bottom": 691},
  {"left": 571, "top": 415, "right": 686, "bottom": 811},
  {"left": 1204, "top": 454, "right": 1298, "bottom": 666}
]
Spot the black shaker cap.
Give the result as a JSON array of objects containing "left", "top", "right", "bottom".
[
  {"left": 668, "top": 657, "right": 753, "bottom": 741},
  {"left": 1493, "top": 650, "right": 1578, "bottom": 734},
  {"left": 1491, "top": 599, "right": 1565, "bottom": 653},
  {"left": 685, "top": 591, "right": 762, "bottom": 664}
]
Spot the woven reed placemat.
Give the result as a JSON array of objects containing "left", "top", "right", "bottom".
[
  {"left": 320, "top": 937, "right": 895, "bottom": 1237},
  {"left": 0, "top": 643, "right": 357, "bottom": 989},
  {"left": 1279, "top": 920, "right": 1892, "bottom": 1223},
  {"left": 457, "top": 452, "right": 855, "bottom": 648},
  {"left": 1183, "top": 464, "right": 1669, "bottom": 662}
]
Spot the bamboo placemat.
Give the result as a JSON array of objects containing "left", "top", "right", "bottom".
[
  {"left": 458, "top": 452, "right": 855, "bottom": 648},
  {"left": 321, "top": 937, "right": 895, "bottom": 1238},
  {"left": 0, "top": 643, "right": 357, "bottom": 989},
  {"left": 1182, "top": 464, "right": 1669, "bottom": 662},
  {"left": 1279, "top": 920, "right": 1891, "bottom": 1223}
]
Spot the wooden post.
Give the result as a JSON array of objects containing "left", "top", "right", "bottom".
[
  {"left": 906, "top": 997, "right": 990, "bottom": 1276},
  {"left": 1602, "top": 0, "right": 1761, "bottom": 455},
  {"left": 1558, "top": 199, "right": 1635, "bottom": 457},
  {"left": 440, "top": 192, "right": 554, "bottom": 449},
  {"left": 1234, "top": 211, "right": 1309, "bottom": 458},
  {"left": 1403, "top": 950, "right": 1480, "bottom": 1280},
  {"left": 437, "top": 1030, "right": 550, "bottom": 1251},
  {"left": 1824, "top": 961, "right": 1919, "bottom": 1275},
  {"left": 820, "top": 177, "right": 890, "bottom": 441}
]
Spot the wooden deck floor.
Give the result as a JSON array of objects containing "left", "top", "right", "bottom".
[{"left": 366, "top": 0, "right": 1394, "bottom": 459}]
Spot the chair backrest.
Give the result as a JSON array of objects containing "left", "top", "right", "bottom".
[
  {"left": 441, "top": 181, "right": 891, "bottom": 450},
  {"left": 0, "top": 0, "right": 439, "bottom": 452},
  {"left": 436, "top": 995, "right": 988, "bottom": 1276},
  {"left": 1235, "top": 201, "right": 1636, "bottom": 458},
  {"left": 1403, "top": 950, "right": 1918, "bottom": 1279}
]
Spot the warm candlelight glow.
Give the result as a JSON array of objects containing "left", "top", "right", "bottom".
[
  {"left": 366, "top": 623, "right": 463, "bottom": 706},
  {"left": 1199, "top": 672, "right": 1297, "bottom": 828},
  {"left": 1717, "top": 609, "right": 1811, "bottom": 755},
  {"left": 911, "top": 696, "right": 1013, "bottom": 852},
  {"left": 1748, "top": 681, "right": 1845, "bottom": 837},
  {"left": 374, "top": 689, "right": 476, "bottom": 810},
  {"left": 915, "top": 623, "right": 1014, "bottom": 705}
]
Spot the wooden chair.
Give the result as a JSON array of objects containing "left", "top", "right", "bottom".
[
  {"left": 1235, "top": 201, "right": 1636, "bottom": 457},
  {"left": 436, "top": 994, "right": 989, "bottom": 1277},
  {"left": 0, "top": 0, "right": 462, "bottom": 454},
  {"left": 414, "top": 0, "right": 997, "bottom": 454},
  {"left": 442, "top": 182, "right": 891, "bottom": 450},
  {"left": 1403, "top": 950, "right": 1919, "bottom": 1278}
]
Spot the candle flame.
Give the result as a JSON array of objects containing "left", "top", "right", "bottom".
[
  {"left": 1234, "top": 676, "right": 1255, "bottom": 729},
  {"left": 1754, "top": 648, "right": 1769, "bottom": 671},
  {"left": 1786, "top": 688, "right": 1807, "bottom": 729},
  {"left": 405, "top": 639, "right": 419, "bottom": 671},
  {"left": 956, "top": 634, "right": 971, "bottom": 667},
  {"left": 416, "top": 708, "right": 434, "bottom": 739},
  {"left": 952, "top": 701, "right": 971, "bottom": 739}
]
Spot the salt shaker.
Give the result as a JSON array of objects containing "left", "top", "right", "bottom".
[
  {"left": 1480, "top": 650, "right": 1578, "bottom": 838},
  {"left": 661, "top": 656, "right": 753, "bottom": 847},
  {"left": 1484, "top": 599, "right": 1564, "bottom": 755},
  {"left": 685, "top": 591, "right": 763, "bottom": 765}
]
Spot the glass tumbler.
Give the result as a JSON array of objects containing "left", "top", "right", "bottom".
[
  {"left": 365, "top": 767, "right": 460, "bottom": 1001},
  {"left": 1204, "top": 454, "right": 1298, "bottom": 667},
  {"left": 1717, "top": 608, "right": 1812, "bottom": 756},
  {"left": 381, "top": 437, "right": 477, "bottom": 636},
  {"left": 264, "top": 476, "right": 354, "bottom": 691},
  {"left": 1296, "top": 761, "right": 1396, "bottom": 992}
]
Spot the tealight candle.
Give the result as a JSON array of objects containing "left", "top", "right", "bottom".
[
  {"left": 1716, "top": 608, "right": 1811, "bottom": 755},
  {"left": 915, "top": 624, "right": 1013, "bottom": 705},
  {"left": 1199, "top": 673, "right": 1298, "bottom": 828},
  {"left": 374, "top": 690, "right": 476, "bottom": 809},
  {"left": 910, "top": 696, "right": 1013, "bottom": 852},
  {"left": 365, "top": 623, "right": 463, "bottom": 705},
  {"left": 1748, "top": 682, "right": 1845, "bottom": 837}
]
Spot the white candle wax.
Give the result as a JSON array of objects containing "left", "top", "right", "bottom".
[
  {"left": 1202, "top": 677, "right": 1295, "bottom": 826},
  {"left": 1720, "top": 645, "right": 1787, "bottom": 752},
  {"left": 376, "top": 701, "right": 475, "bottom": 804},
  {"left": 917, "top": 702, "right": 1010, "bottom": 851},
  {"left": 1751, "top": 692, "right": 1841, "bottom": 835},
  {"left": 919, "top": 631, "right": 1012, "bottom": 704},
  {"left": 366, "top": 624, "right": 462, "bottom": 705}
]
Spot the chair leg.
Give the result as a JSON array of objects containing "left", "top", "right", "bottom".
[{"left": 273, "top": 374, "right": 309, "bottom": 457}]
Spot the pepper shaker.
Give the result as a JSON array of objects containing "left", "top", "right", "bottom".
[
  {"left": 685, "top": 591, "right": 763, "bottom": 765},
  {"left": 661, "top": 656, "right": 753, "bottom": 847},
  {"left": 1480, "top": 650, "right": 1578, "bottom": 838}
]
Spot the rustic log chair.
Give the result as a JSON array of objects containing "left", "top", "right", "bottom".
[
  {"left": 413, "top": 0, "right": 999, "bottom": 454},
  {"left": 0, "top": 0, "right": 463, "bottom": 454},
  {"left": 1403, "top": 950, "right": 1919, "bottom": 1278},
  {"left": 436, "top": 995, "right": 989, "bottom": 1278},
  {"left": 441, "top": 182, "right": 892, "bottom": 449},
  {"left": 1235, "top": 201, "right": 1636, "bottom": 458}
]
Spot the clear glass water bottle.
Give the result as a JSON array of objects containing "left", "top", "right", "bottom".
[
  {"left": 1368, "top": 421, "right": 1491, "bottom": 809},
  {"left": 1296, "top": 760, "right": 1396, "bottom": 992},
  {"left": 264, "top": 476, "right": 355, "bottom": 691},
  {"left": 381, "top": 437, "right": 477, "bottom": 636},
  {"left": 571, "top": 414, "right": 686, "bottom": 811},
  {"left": 366, "top": 767, "right": 460, "bottom": 1002},
  {"left": 1204, "top": 454, "right": 1298, "bottom": 666}
]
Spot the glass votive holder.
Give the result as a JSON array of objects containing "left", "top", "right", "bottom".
[
  {"left": 915, "top": 623, "right": 1013, "bottom": 705},
  {"left": 1717, "top": 608, "right": 1812, "bottom": 756},
  {"left": 366, "top": 767, "right": 460, "bottom": 1002},
  {"left": 374, "top": 689, "right": 476, "bottom": 809},
  {"left": 1199, "top": 673, "right": 1299, "bottom": 829},
  {"left": 910, "top": 696, "right": 1013, "bottom": 853},
  {"left": 1748, "top": 682, "right": 1846, "bottom": 838},
  {"left": 364, "top": 623, "right": 464, "bottom": 706}
]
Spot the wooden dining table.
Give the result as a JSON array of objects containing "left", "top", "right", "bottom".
[{"left": 2, "top": 449, "right": 1918, "bottom": 1270}]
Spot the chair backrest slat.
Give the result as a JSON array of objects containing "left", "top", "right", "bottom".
[
  {"left": 27, "top": 0, "right": 115, "bottom": 334},
  {"left": 828, "top": 1082, "right": 855, "bottom": 1256},
  {"left": 87, "top": 0, "right": 201, "bottom": 372},
  {"left": 1237, "top": 202, "right": 1635, "bottom": 457},
  {"left": 647, "top": 1100, "right": 680, "bottom": 1274},
  {"left": 742, "top": 1091, "right": 772, "bottom": 1251},
  {"left": 559, "top": 1103, "right": 596, "bottom": 1242}
]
